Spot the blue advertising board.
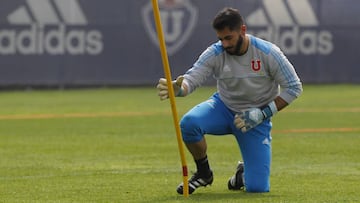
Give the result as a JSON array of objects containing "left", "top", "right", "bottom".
[{"left": 0, "top": 0, "right": 359, "bottom": 87}]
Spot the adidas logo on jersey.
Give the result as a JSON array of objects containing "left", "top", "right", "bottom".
[
  {"left": 0, "top": 0, "right": 104, "bottom": 55},
  {"left": 246, "top": 0, "right": 334, "bottom": 55}
]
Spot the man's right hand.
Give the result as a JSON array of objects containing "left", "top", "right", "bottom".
[{"left": 156, "top": 75, "right": 184, "bottom": 100}]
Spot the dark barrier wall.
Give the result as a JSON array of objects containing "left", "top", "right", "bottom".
[{"left": 0, "top": 0, "right": 359, "bottom": 86}]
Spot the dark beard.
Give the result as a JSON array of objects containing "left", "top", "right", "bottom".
[{"left": 226, "top": 35, "right": 243, "bottom": 55}]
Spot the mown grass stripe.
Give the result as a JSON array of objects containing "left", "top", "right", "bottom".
[
  {"left": 274, "top": 127, "right": 360, "bottom": 133},
  {"left": 0, "top": 111, "right": 168, "bottom": 120},
  {"left": 0, "top": 107, "right": 358, "bottom": 120}
]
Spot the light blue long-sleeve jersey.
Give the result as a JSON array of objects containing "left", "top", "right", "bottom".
[{"left": 183, "top": 34, "right": 303, "bottom": 113}]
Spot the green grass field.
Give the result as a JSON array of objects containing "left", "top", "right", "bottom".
[{"left": 0, "top": 85, "right": 359, "bottom": 202}]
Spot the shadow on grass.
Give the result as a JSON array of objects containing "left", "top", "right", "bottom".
[{"left": 141, "top": 191, "right": 280, "bottom": 203}]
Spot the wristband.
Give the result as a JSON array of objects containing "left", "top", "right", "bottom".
[
  {"left": 261, "top": 101, "right": 278, "bottom": 119},
  {"left": 176, "top": 87, "right": 183, "bottom": 97}
]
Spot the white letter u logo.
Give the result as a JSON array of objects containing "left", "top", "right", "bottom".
[{"left": 161, "top": 10, "right": 184, "bottom": 43}]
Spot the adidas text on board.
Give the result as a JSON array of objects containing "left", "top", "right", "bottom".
[
  {"left": 247, "top": 26, "right": 333, "bottom": 55},
  {"left": 0, "top": 24, "right": 103, "bottom": 55}
]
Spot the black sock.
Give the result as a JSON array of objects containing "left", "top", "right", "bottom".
[{"left": 195, "top": 155, "right": 211, "bottom": 177}]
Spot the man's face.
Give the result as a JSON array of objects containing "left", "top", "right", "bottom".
[{"left": 216, "top": 27, "right": 243, "bottom": 55}]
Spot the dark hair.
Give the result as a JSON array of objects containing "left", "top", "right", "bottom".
[{"left": 212, "top": 7, "right": 244, "bottom": 31}]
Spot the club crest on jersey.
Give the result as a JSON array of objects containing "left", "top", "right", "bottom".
[
  {"left": 142, "top": 0, "right": 198, "bottom": 56},
  {"left": 251, "top": 59, "right": 261, "bottom": 72}
]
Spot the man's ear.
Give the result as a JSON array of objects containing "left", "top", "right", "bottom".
[{"left": 240, "top": 25, "right": 246, "bottom": 34}]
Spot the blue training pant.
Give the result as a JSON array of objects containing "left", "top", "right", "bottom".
[{"left": 180, "top": 93, "right": 272, "bottom": 192}]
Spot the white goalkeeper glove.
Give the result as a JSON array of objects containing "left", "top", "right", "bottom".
[
  {"left": 156, "top": 75, "right": 184, "bottom": 100},
  {"left": 234, "top": 101, "right": 278, "bottom": 133}
]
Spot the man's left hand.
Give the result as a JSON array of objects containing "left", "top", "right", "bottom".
[{"left": 234, "top": 108, "right": 265, "bottom": 133}]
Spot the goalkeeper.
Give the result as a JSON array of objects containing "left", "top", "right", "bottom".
[{"left": 157, "top": 7, "right": 302, "bottom": 195}]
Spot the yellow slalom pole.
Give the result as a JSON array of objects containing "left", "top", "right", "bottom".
[{"left": 151, "top": 0, "right": 189, "bottom": 197}]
